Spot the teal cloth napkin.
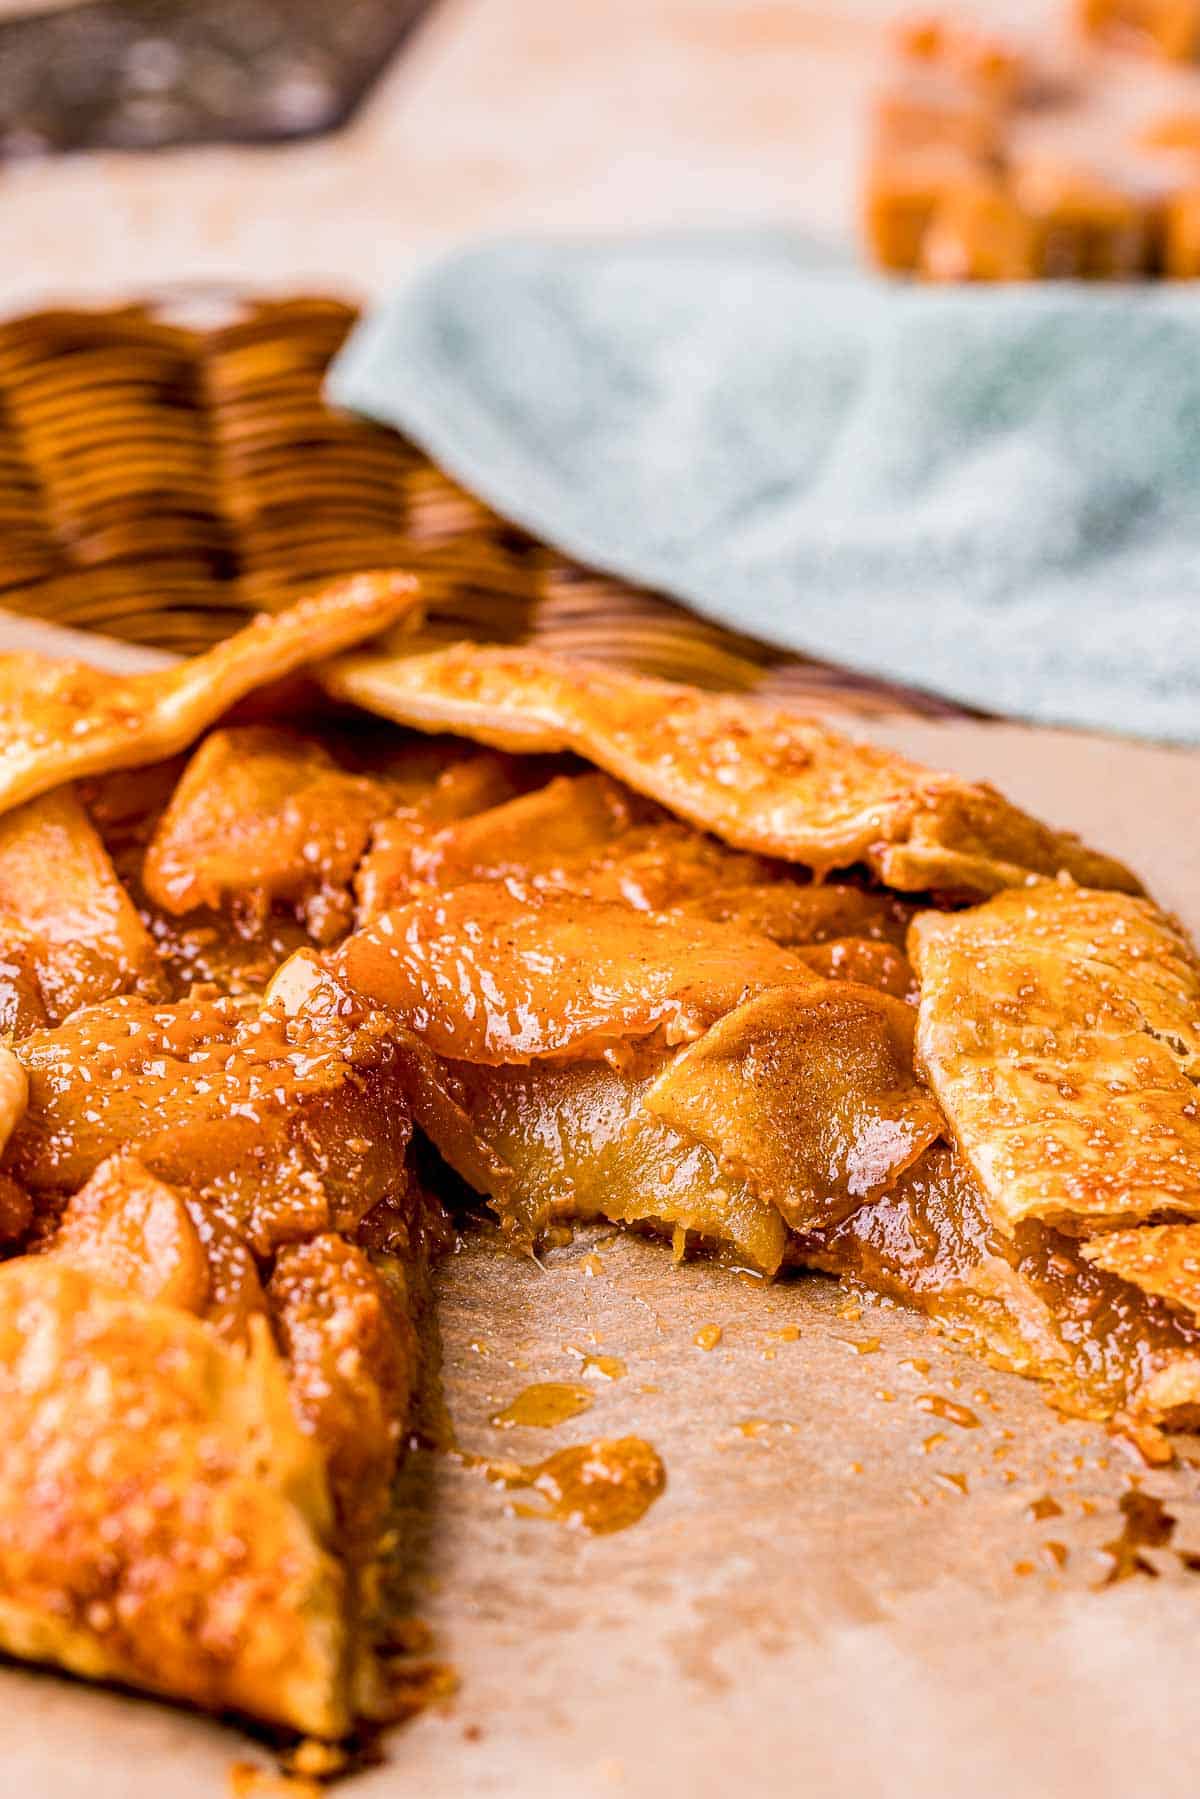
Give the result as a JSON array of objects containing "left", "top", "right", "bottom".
[{"left": 328, "top": 233, "right": 1200, "bottom": 743}]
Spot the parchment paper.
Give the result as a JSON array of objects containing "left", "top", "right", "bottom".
[{"left": 4, "top": 612, "right": 1199, "bottom": 1799}]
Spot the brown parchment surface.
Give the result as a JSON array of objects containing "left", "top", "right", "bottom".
[{"left": 3, "top": 613, "right": 1200, "bottom": 1799}]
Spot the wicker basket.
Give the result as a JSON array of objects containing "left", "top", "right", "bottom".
[{"left": 0, "top": 294, "right": 972, "bottom": 722}]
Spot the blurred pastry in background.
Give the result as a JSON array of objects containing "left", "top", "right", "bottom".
[{"left": 864, "top": 4, "right": 1200, "bottom": 277}]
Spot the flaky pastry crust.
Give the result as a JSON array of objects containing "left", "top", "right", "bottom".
[
  {"left": 322, "top": 638, "right": 1140, "bottom": 897},
  {"left": 0, "top": 571, "right": 420, "bottom": 816},
  {"left": 911, "top": 883, "right": 1200, "bottom": 1234}
]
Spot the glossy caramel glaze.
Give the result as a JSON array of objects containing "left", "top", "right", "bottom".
[
  {"left": 333, "top": 881, "right": 813, "bottom": 1064},
  {"left": 47, "top": 1153, "right": 213, "bottom": 1314},
  {"left": 504, "top": 1438, "right": 666, "bottom": 1534},
  {"left": 8, "top": 994, "right": 414, "bottom": 1254},
  {"left": 85, "top": 755, "right": 316, "bottom": 1001},
  {"left": 457, "top": 1434, "right": 666, "bottom": 1535},
  {"left": 0, "top": 1171, "right": 31, "bottom": 1244},
  {"left": 399, "top": 770, "right": 642, "bottom": 893},
  {"left": 3, "top": 987, "right": 441, "bottom": 1731},
  {"left": 355, "top": 756, "right": 789, "bottom": 932},
  {"left": 0, "top": 786, "right": 164, "bottom": 1023},
  {"left": 353, "top": 749, "right": 543, "bottom": 922},
  {"left": 269, "top": 1234, "right": 419, "bottom": 1553},
  {"left": 1098, "top": 1490, "right": 1178, "bottom": 1585},
  {"left": 443, "top": 1053, "right": 787, "bottom": 1274},
  {"left": 793, "top": 937, "right": 917, "bottom": 1003},
  {"left": 490, "top": 1382, "right": 595, "bottom": 1429},
  {"left": 679, "top": 880, "right": 915, "bottom": 948}
]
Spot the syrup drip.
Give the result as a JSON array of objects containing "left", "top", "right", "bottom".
[
  {"left": 378, "top": 1617, "right": 434, "bottom": 1656},
  {"left": 489, "top": 1382, "right": 593, "bottom": 1429},
  {"left": 416, "top": 1371, "right": 663, "bottom": 1536},
  {"left": 497, "top": 1438, "right": 666, "bottom": 1534}
]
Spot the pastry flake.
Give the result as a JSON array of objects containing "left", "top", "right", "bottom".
[
  {"left": 910, "top": 882, "right": 1200, "bottom": 1234},
  {"left": 321, "top": 638, "right": 1140, "bottom": 897},
  {"left": 3, "top": 981, "right": 440, "bottom": 1730}
]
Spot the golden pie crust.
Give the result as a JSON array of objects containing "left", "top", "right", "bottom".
[
  {"left": 0, "top": 570, "right": 420, "bottom": 814},
  {"left": 322, "top": 637, "right": 1140, "bottom": 896},
  {"left": 911, "top": 883, "right": 1200, "bottom": 1233}
]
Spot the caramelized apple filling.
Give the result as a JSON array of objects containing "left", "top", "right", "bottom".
[
  {"left": 47, "top": 1152, "right": 217, "bottom": 1314},
  {"left": 679, "top": 880, "right": 915, "bottom": 948},
  {"left": 446, "top": 1052, "right": 788, "bottom": 1275},
  {"left": 0, "top": 786, "right": 164, "bottom": 1024},
  {"left": 7, "top": 993, "right": 415, "bottom": 1254},
  {"left": 267, "top": 1232, "right": 422, "bottom": 1554},
  {"left": 46, "top": 1152, "right": 266, "bottom": 1340},
  {"left": 332, "top": 881, "right": 813, "bottom": 1063},
  {"left": 143, "top": 726, "right": 396, "bottom": 942},
  {"left": 396, "top": 770, "right": 643, "bottom": 893},
  {"left": 644, "top": 984, "right": 943, "bottom": 1231},
  {"left": 353, "top": 747, "right": 548, "bottom": 920},
  {"left": 6, "top": 987, "right": 444, "bottom": 1724},
  {"left": 84, "top": 755, "right": 332, "bottom": 1000},
  {"left": 301, "top": 873, "right": 944, "bottom": 1269}
]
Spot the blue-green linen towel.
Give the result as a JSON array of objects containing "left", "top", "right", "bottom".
[{"left": 328, "top": 233, "right": 1200, "bottom": 743}]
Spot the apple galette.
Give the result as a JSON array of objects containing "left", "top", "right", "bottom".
[{"left": 0, "top": 571, "right": 1194, "bottom": 1743}]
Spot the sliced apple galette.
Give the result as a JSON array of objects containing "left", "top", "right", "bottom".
[{"left": 0, "top": 572, "right": 1193, "bottom": 1741}]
